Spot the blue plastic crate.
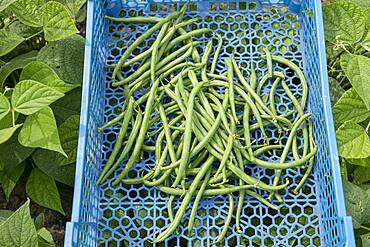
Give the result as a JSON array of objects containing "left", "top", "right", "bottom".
[{"left": 65, "top": 0, "right": 356, "bottom": 246}]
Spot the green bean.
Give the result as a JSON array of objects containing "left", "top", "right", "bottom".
[
  {"left": 293, "top": 120, "right": 315, "bottom": 193},
  {"left": 98, "top": 105, "right": 125, "bottom": 132},
  {"left": 112, "top": 11, "right": 179, "bottom": 82},
  {"left": 178, "top": 27, "right": 201, "bottom": 63},
  {"left": 142, "top": 145, "right": 156, "bottom": 151},
  {"left": 225, "top": 57, "right": 238, "bottom": 124},
  {"left": 245, "top": 190, "right": 279, "bottom": 211},
  {"left": 210, "top": 33, "right": 223, "bottom": 74},
  {"left": 96, "top": 98, "right": 135, "bottom": 184},
  {"left": 256, "top": 71, "right": 285, "bottom": 97},
  {"left": 155, "top": 156, "right": 215, "bottom": 243},
  {"left": 173, "top": 76, "right": 206, "bottom": 187},
  {"left": 105, "top": 16, "right": 162, "bottom": 23},
  {"left": 214, "top": 134, "right": 234, "bottom": 179},
  {"left": 215, "top": 193, "right": 234, "bottom": 243},
  {"left": 188, "top": 169, "right": 212, "bottom": 235},
  {"left": 263, "top": 47, "right": 273, "bottom": 77},
  {"left": 99, "top": 108, "right": 143, "bottom": 183},
  {"left": 205, "top": 93, "right": 232, "bottom": 135},
  {"left": 227, "top": 163, "right": 290, "bottom": 192},
  {"left": 168, "top": 195, "right": 175, "bottom": 222},
  {"left": 158, "top": 183, "right": 259, "bottom": 196},
  {"left": 234, "top": 145, "right": 245, "bottom": 233},
  {"left": 243, "top": 103, "right": 254, "bottom": 159},
  {"left": 143, "top": 169, "right": 173, "bottom": 187},
  {"left": 254, "top": 145, "right": 282, "bottom": 156},
  {"left": 207, "top": 72, "right": 228, "bottom": 81},
  {"left": 158, "top": 105, "right": 177, "bottom": 164}
]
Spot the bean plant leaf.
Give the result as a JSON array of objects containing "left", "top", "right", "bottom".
[
  {"left": 60, "top": 0, "right": 87, "bottom": 17},
  {"left": 0, "top": 163, "right": 25, "bottom": 201},
  {"left": 0, "top": 51, "right": 38, "bottom": 87},
  {"left": 353, "top": 166, "right": 370, "bottom": 185},
  {"left": 20, "top": 61, "right": 79, "bottom": 93},
  {"left": 18, "top": 107, "right": 66, "bottom": 156},
  {"left": 361, "top": 29, "right": 370, "bottom": 51},
  {"left": 42, "top": 1, "right": 78, "bottom": 41},
  {"left": 0, "top": 131, "right": 34, "bottom": 174},
  {"left": 0, "top": 210, "right": 13, "bottom": 223},
  {"left": 0, "top": 30, "right": 25, "bottom": 56},
  {"left": 55, "top": 115, "right": 79, "bottom": 166},
  {"left": 0, "top": 199, "right": 38, "bottom": 247},
  {"left": 10, "top": 0, "right": 44, "bottom": 27},
  {"left": 0, "top": 93, "right": 10, "bottom": 122},
  {"left": 51, "top": 88, "right": 81, "bottom": 125},
  {"left": 32, "top": 149, "right": 75, "bottom": 186},
  {"left": 323, "top": 0, "right": 366, "bottom": 44},
  {"left": 0, "top": 0, "right": 17, "bottom": 12},
  {"left": 348, "top": 156, "right": 370, "bottom": 168},
  {"left": 341, "top": 54, "right": 370, "bottom": 110},
  {"left": 328, "top": 77, "right": 345, "bottom": 105},
  {"left": 333, "top": 88, "right": 370, "bottom": 125},
  {"left": 37, "top": 34, "right": 85, "bottom": 84},
  {"left": 34, "top": 213, "right": 44, "bottom": 230},
  {"left": 361, "top": 232, "right": 370, "bottom": 246},
  {"left": 343, "top": 181, "right": 370, "bottom": 229},
  {"left": 11, "top": 80, "right": 64, "bottom": 115},
  {"left": 37, "top": 227, "right": 54, "bottom": 244},
  {"left": 8, "top": 21, "right": 41, "bottom": 38},
  {"left": 336, "top": 122, "right": 370, "bottom": 159},
  {"left": 0, "top": 124, "right": 23, "bottom": 145},
  {"left": 26, "top": 168, "right": 65, "bottom": 215}
]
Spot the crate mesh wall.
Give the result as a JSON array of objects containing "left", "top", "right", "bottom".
[{"left": 68, "top": 0, "right": 353, "bottom": 246}]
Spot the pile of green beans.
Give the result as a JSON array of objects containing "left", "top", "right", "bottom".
[{"left": 100, "top": 5, "right": 317, "bottom": 243}]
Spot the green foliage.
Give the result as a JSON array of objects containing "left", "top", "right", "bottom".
[
  {"left": 0, "top": 200, "right": 56, "bottom": 247},
  {"left": 0, "top": 199, "right": 38, "bottom": 246},
  {"left": 0, "top": 0, "right": 85, "bottom": 216},
  {"left": 324, "top": 0, "right": 370, "bottom": 244},
  {"left": 26, "top": 168, "right": 65, "bottom": 215}
]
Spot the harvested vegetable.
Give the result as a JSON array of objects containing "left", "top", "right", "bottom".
[{"left": 100, "top": 5, "right": 317, "bottom": 243}]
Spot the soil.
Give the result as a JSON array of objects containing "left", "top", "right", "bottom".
[{"left": 0, "top": 173, "right": 74, "bottom": 247}]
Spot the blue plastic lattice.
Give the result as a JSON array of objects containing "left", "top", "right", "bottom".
[{"left": 65, "top": 0, "right": 355, "bottom": 246}]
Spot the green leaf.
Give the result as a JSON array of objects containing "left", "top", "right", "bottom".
[
  {"left": 333, "top": 88, "right": 370, "bottom": 126},
  {"left": 51, "top": 88, "right": 81, "bottom": 125},
  {"left": 0, "top": 124, "right": 23, "bottom": 145},
  {"left": 20, "top": 61, "right": 79, "bottom": 93},
  {"left": 323, "top": 0, "right": 366, "bottom": 44},
  {"left": 0, "top": 51, "right": 38, "bottom": 87},
  {"left": 361, "top": 29, "right": 370, "bottom": 51},
  {"left": 11, "top": 80, "right": 64, "bottom": 115},
  {"left": 0, "top": 210, "right": 13, "bottom": 223},
  {"left": 18, "top": 107, "right": 66, "bottom": 156},
  {"left": 60, "top": 0, "right": 86, "bottom": 17},
  {"left": 56, "top": 115, "right": 79, "bottom": 166},
  {"left": 42, "top": 1, "right": 78, "bottom": 41},
  {"left": 0, "top": 0, "right": 17, "bottom": 12},
  {"left": 341, "top": 54, "right": 370, "bottom": 110},
  {"left": 336, "top": 122, "right": 370, "bottom": 159},
  {"left": 0, "top": 30, "right": 25, "bottom": 56},
  {"left": 37, "top": 34, "right": 85, "bottom": 84},
  {"left": 8, "top": 21, "right": 42, "bottom": 38},
  {"left": 32, "top": 149, "right": 75, "bottom": 186},
  {"left": 361, "top": 232, "right": 370, "bottom": 246},
  {"left": 353, "top": 166, "right": 370, "bottom": 185},
  {"left": 343, "top": 181, "right": 370, "bottom": 229},
  {"left": 0, "top": 130, "right": 34, "bottom": 174},
  {"left": 0, "top": 199, "right": 38, "bottom": 247},
  {"left": 26, "top": 168, "right": 65, "bottom": 214},
  {"left": 37, "top": 227, "right": 54, "bottom": 244},
  {"left": 34, "top": 213, "right": 44, "bottom": 230},
  {"left": 0, "top": 94, "right": 10, "bottom": 122},
  {"left": 10, "top": 0, "right": 43, "bottom": 27},
  {"left": 329, "top": 77, "right": 345, "bottom": 105},
  {"left": 0, "top": 163, "right": 25, "bottom": 201},
  {"left": 348, "top": 156, "right": 370, "bottom": 168}
]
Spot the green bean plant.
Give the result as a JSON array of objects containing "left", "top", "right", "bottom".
[
  {"left": 323, "top": 0, "right": 370, "bottom": 245},
  {"left": 0, "top": 0, "right": 85, "bottom": 246}
]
